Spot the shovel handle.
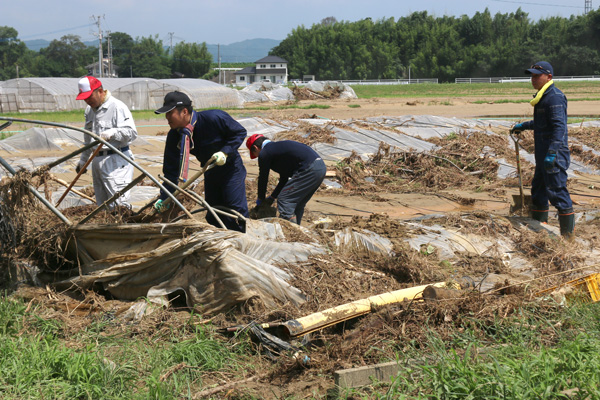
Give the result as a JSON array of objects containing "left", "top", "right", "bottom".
[{"left": 55, "top": 144, "right": 103, "bottom": 207}]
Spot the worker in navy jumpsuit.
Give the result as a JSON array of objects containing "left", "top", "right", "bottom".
[
  {"left": 246, "top": 134, "right": 326, "bottom": 225},
  {"left": 155, "top": 92, "right": 248, "bottom": 232},
  {"left": 511, "top": 61, "right": 574, "bottom": 237}
]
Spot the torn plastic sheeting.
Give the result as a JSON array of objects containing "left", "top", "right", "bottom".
[
  {"left": 0, "top": 156, "right": 72, "bottom": 178},
  {"left": 238, "top": 117, "right": 289, "bottom": 137},
  {"left": 404, "top": 223, "right": 492, "bottom": 259},
  {"left": 312, "top": 126, "right": 437, "bottom": 161},
  {"left": 1, "top": 127, "right": 151, "bottom": 152},
  {"left": 56, "top": 222, "right": 306, "bottom": 314},
  {"left": 334, "top": 227, "right": 394, "bottom": 256}
]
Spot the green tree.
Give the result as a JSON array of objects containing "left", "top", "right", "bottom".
[
  {"left": 0, "top": 26, "right": 29, "bottom": 80},
  {"left": 171, "top": 42, "right": 212, "bottom": 78},
  {"left": 109, "top": 32, "right": 135, "bottom": 77},
  {"left": 37, "top": 35, "right": 92, "bottom": 77},
  {"left": 130, "top": 35, "right": 170, "bottom": 78}
]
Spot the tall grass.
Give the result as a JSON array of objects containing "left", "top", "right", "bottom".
[
  {"left": 0, "top": 294, "right": 254, "bottom": 399},
  {"left": 344, "top": 300, "right": 600, "bottom": 399}
]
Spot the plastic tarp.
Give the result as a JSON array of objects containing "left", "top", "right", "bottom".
[
  {"left": 333, "top": 228, "right": 394, "bottom": 256},
  {"left": 304, "top": 81, "right": 357, "bottom": 99},
  {"left": 238, "top": 83, "right": 295, "bottom": 103},
  {"left": 55, "top": 221, "right": 315, "bottom": 314}
]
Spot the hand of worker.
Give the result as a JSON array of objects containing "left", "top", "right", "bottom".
[
  {"left": 256, "top": 196, "right": 274, "bottom": 207},
  {"left": 544, "top": 152, "right": 557, "bottom": 172},
  {"left": 212, "top": 151, "right": 227, "bottom": 166},
  {"left": 75, "top": 162, "right": 87, "bottom": 174},
  {"left": 100, "top": 129, "right": 115, "bottom": 141},
  {"left": 153, "top": 199, "right": 171, "bottom": 213},
  {"left": 510, "top": 123, "right": 525, "bottom": 134}
]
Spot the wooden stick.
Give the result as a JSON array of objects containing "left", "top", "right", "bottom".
[
  {"left": 55, "top": 144, "right": 103, "bottom": 207},
  {"left": 49, "top": 175, "right": 95, "bottom": 202}
]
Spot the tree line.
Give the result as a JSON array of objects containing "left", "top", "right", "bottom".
[
  {"left": 2, "top": 8, "right": 600, "bottom": 83},
  {"left": 0, "top": 28, "right": 213, "bottom": 80},
  {"left": 270, "top": 8, "right": 600, "bottom": 82}
]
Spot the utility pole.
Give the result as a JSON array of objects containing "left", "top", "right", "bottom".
[
  {"left": 106, "top": 31, "right": 112, "bottom": 77},
  {"left": 218, "top": 44, "right": 221, "bottom": 85},
  {"left": 93, "top": 15, "right": 104, "bottom": 78},
  {"left": 168, "top": 32, "right": 174, "bottom": 55},
  {"left": 585, "top": 0, "right": 592, "bottom": 13}
]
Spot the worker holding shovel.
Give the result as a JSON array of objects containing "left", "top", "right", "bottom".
[
  {"left": 154, "top": 91, "right": 249, "bottom": 232},
  {"left": 75, "top": 76, "right": 138, "bottom": 210},
  {"left": 510, "top": 61, "right": 574, "bottom": 238},
  {"left": 246, "top": 134, "right": 326, "bottom": 225}
]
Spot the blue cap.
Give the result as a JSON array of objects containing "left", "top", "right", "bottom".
[{"left": 525, "top": 61, "right": 553, "bottom": 76}]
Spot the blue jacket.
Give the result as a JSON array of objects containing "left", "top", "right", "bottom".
[
  {"left": 521, "top": 83, "right": 569, "bottom": 167},
  {"left": 257, "top": 140, "right": 320, "bottom": 199},
  {"left": 161, "top": 109, "right": 247, "bottom": 199}
]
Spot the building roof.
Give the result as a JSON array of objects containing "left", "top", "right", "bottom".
[
  {"left": 235, "top": 66, "right": 256, "bottom": 75},
  {"left": 255, "top": 55, "right": 287, "bottom": 64}
]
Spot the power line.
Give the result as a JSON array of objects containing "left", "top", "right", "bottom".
[
  {"left": 492, "top": 0, "right": 584, "bottom": 9},
  {"left": 19, "top": 23, "right": 95, "bottom": 40}
]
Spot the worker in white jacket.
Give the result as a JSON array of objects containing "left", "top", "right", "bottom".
[{"left": 76, "top": 76, "right": 137, "bottom": 210}]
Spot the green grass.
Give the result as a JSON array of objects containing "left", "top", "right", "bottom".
[
  {"left": 0, "top": 294, "right": 255, "bottom": 399},
  {"left": 350, "top": 81, "right": 600, "bottom": 99},
  {"left": 343, "top": 299, "right": 600, "bottom": 399},
  {"left": 4, "top": 289, "right": 600, "bottom": 399}
]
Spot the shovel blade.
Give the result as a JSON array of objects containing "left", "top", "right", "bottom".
[{"left": 510, "top": 194, "right": 532, "bottom": 214}]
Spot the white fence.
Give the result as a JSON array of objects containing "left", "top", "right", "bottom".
[
  {"left": 456, "top": 76, "right": 600, "bottom": 84},
  {"left": 342, "top": 78, "right": 438, "bottom": 85}
]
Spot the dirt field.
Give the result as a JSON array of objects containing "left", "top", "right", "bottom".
[{"left": 3, "top": 92, "right": 600, "bottom": 399}]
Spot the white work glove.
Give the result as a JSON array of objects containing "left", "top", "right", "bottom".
[
  {"left": 100, "top": 129, "right": 115, "bottom": 141},
  {"left": 100, "top": 128, "right": 121, "bottom": 141},
  {"left": 212, "top": 151, "right": 227, "bottom": 166}
]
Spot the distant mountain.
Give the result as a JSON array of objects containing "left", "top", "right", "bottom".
[
  {"left": 24, "top": 38, "right": 282, "bottom": 63},
  {"left": 206, "top": 38, "right": 282, "bottom": 63}
]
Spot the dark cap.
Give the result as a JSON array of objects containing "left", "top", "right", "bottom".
[
  {"left": 154, "top": 91, "right": 192, "bottom": 114},
  {"left": 525, "top": 61, "right": 553, "bottom": 76}
]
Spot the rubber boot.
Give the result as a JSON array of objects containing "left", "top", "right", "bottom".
[
  {"left": 558, "top": 208, "right": 575, "bottom": 239},
  {"left": 531, "top": 209, "right": 549, "bottom": 223}
]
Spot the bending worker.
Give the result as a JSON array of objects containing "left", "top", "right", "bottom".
[
  {"left": 246, "top": 134, "right": 326, "bottom": 225},
  {"left": 511, "top": 61, "right": 575, "bottom": 237},
  {"left": 154, "top": 91, "right": 248, "bottom": 232},
  {"left": 76, "top": 76, "right": 137, "bottom": 209}
]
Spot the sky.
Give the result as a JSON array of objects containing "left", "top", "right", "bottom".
[{"left": 4, "top": 0, "right": 591, "bottom": 45}]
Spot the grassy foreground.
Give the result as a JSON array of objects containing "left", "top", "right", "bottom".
[{"left": 2, "top": 291, "right": 600, "bottom": 399}]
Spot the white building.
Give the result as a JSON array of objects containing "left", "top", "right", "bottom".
[{"left": 234, "top": 56, "right": 288, "bottom": 85}]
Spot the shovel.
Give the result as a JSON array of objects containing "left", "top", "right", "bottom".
[{"left": 509, "top": 133, "right": 527, "bottom": 216}]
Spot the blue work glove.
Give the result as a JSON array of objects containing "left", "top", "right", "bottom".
[
  {"left": 153, "top": 199, "right": 171, "bottom": 213},
  {"left": 544, "top": 152, "right": 557, "bottom": 172},
  {"left": 256, "top": 196, "right": 274, "bottom": 207},
  {"left": 510, "top": 123, "right": 525, "bottom": 134}
]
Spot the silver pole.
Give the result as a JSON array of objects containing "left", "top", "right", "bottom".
[{"left": 0, "top": 117, "right": 191, "bottom": 218}]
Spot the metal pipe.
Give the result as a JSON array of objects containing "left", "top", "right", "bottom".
[
  {"left": 39, "top": 140, "right": 100, "bottom": 172},
  {"left": 0, "top": 116, "right": 190, "bottom": 218},
  {"left": 76, "top": 174, "right": 155, "bottom": 225},
  {"left": 159, "top": 175, "right": 226, "bottom": 229},
  {"left": 0, "top": 155, "right": 71, "bottom": 225}
]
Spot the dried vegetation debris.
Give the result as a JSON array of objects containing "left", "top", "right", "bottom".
[
  {"left": 291, "top": 85, "right": 344, "bottom": 100},
  {"left": 330, "top": 129, "right": 539, "bottom": 197}
]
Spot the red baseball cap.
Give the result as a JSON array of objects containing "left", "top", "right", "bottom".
[
  {"left": 246, "top": 134, "right": 264, "bottom": 159},
  {"left": 76, "top": 76, "right": 102, "bottom": 100}
]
